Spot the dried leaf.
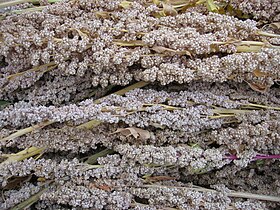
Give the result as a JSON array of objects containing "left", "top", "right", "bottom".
[
  {"left": 112, "top": 127, "right": 151, "bottom": 140},
  {"left": 270, "top": 22, "right": 280, "bottom": 30},
  {"left": 88, "top": 183, "right": 96, "bottom": 189},
  {"left": 3, "top": 176, "right": 32, "bottom": 190},
  {"left": 152, "top": 0, "right": 160, "bottom": 5},
  {"left": 1, "top": 147, "right": 45, "bottom": 166},
  {"left": 37, "top": 177, "right": 46, "bottom": 182},
  {"left": 227, "top": 73, "right": 238, "bottom": 80},
  {"left": 89, "top": 183, "right": 112, "bottom": 191},
  {"left": 134, "top": 127, "right": 151, "bottom": 140},
  {"left": 119, "top": 1, "right": 132, "bottom": 9},
  {"left": 152, "top": 11, "right": 166, "bottom": 18},
  {"left": 95, "top": 11, "right": 111, "bottom": 19},
  {"left": 236, "top": 45, "right": 263, "bottom": 53},
  {"left": 77, "top": 119, "right": 101, "bottom": 129},
  {"left": 245, "top": 81, "right": 269, "bottom": 93},
  {"left": 162, "top": 2, "right": 178, "bottom": 16},
  {"left": 152, "top": 46, "right": 171, "bottom": 53},
  {"left": 113, "top": 128, "right": 138, "bottom": 138},
  {"left": 179, "top": 50, "right": 192, "bottom": 57},
  {"left": 150, "top": 122, "right": 165, "bottom": 129},
  {"left": 69, "top": 28, "right": 88, "bottom": 39},
  {"left": 252, "top": 69, "right": 267, "bottom": 78},
  {"left": 98, "top": 184, "right": 112, "bottom": 191}
]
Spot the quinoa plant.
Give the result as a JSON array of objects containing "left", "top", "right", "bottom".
[{"left": 0, "top": 0, "right": 279, "bottom": 209}]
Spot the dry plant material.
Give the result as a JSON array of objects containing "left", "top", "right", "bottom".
[
  {"left": 0, "top": 0, "right": 279, "bottom": 209},
  {"left": 111, "top": 127, "right": 151, "bottom": 140}
]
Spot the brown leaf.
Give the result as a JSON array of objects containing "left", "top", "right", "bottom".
[
  {"left": 252, "top": 69, "right": 267, "bottom": 78},
  {"left": 228, "top": 75, "right": 236, "bottom": 80},
  {"left": 112, "top": 127, "right": 150, "bottom": 140},
  {"left": 88, "top": 183, "right": 112, "bottom": 191},
  {"left": 88, "top": 183, "right": 97, "bottom": 189},
  {"left": 245, "top": 81, "right": 269, "bottom": 93},
  {"left": 146, "top": 175, "right": 176, "bottom": 182},
  {"left": 98, "top": 184, "right": 112, "bottom": 191}
]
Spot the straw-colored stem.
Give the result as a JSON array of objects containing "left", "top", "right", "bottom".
[
  {"left": 12, "top": 5, "right": 45, "bottom": 14},
  {"left": 0, "top": 120, "right": 52, "bottom": 142},
  {"left": 10, "top": 185, "right": 50, "bottom": 210},
  {"left": 0, "top": 81, "right": 149, "bottom": 142},
  {"left": 0, "top": 146, "right": 45, "bottom": 166},
  {"left": 256, "top": 30, "right": 280, "bottom": 38},
  {"left": 213, "top": 40, "right": 280, "bottom": 52},
  {"left": 244, "top": 103, "right": 280, "bottom": 111},
  {"left": 7, "top": 61, "right": 56, "bottom": 80}
]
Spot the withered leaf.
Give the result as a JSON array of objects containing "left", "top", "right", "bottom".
[
  {"left": 252, "top": 69, "right": 267, "bottom": 78},
  {"left": 152, "top": 0, "right": 160, "bottom": 5},
  {"left": 269, "top": 22, "right": 280, "bottom": 30},
  {"left": 162, "top": 2, "right": 178, "bottom": 16},
  {"left": 152, "top": 46, "right": 171, "bottom": 53},
  {"left": 3, "top": 175, "right": 32, "bottom": 190},
  {"left": 146, "top": 175, "right": 176, "bottom": 182},
  {"left": 112, "top": 127, "right": 151, "bottom": 140},
  {"left": 37, "top": 177, "right": 46, "bottom": 182},
  {"left": 245, "top": 81, "right": 269, "bottom": 93},
  {"left": 95, "top": 11, "right": 111, "bottom": 19},
  {"left": 119, "top": 1, "right": 132, "bottom": 9},
  {"left": 89, "top": 183, "right": 112, "bottom": 191},
  {"left": 97, "top": 184, "right": 112, "bottom": 191}
]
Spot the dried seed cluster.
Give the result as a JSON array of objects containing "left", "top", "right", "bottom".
[
  {"left": 0, "top": 0, "right": 279, "bottom": 100},
  {"left": 0, "top": 0, "right": 279, "bottom": 209}
]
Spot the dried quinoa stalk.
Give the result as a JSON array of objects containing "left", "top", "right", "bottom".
[
  {"left": 0, "top": 0, "right": 280, "bottom": 209},
  {"left": 0, "top": 0, "right": 279, "bottom": 97}
]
